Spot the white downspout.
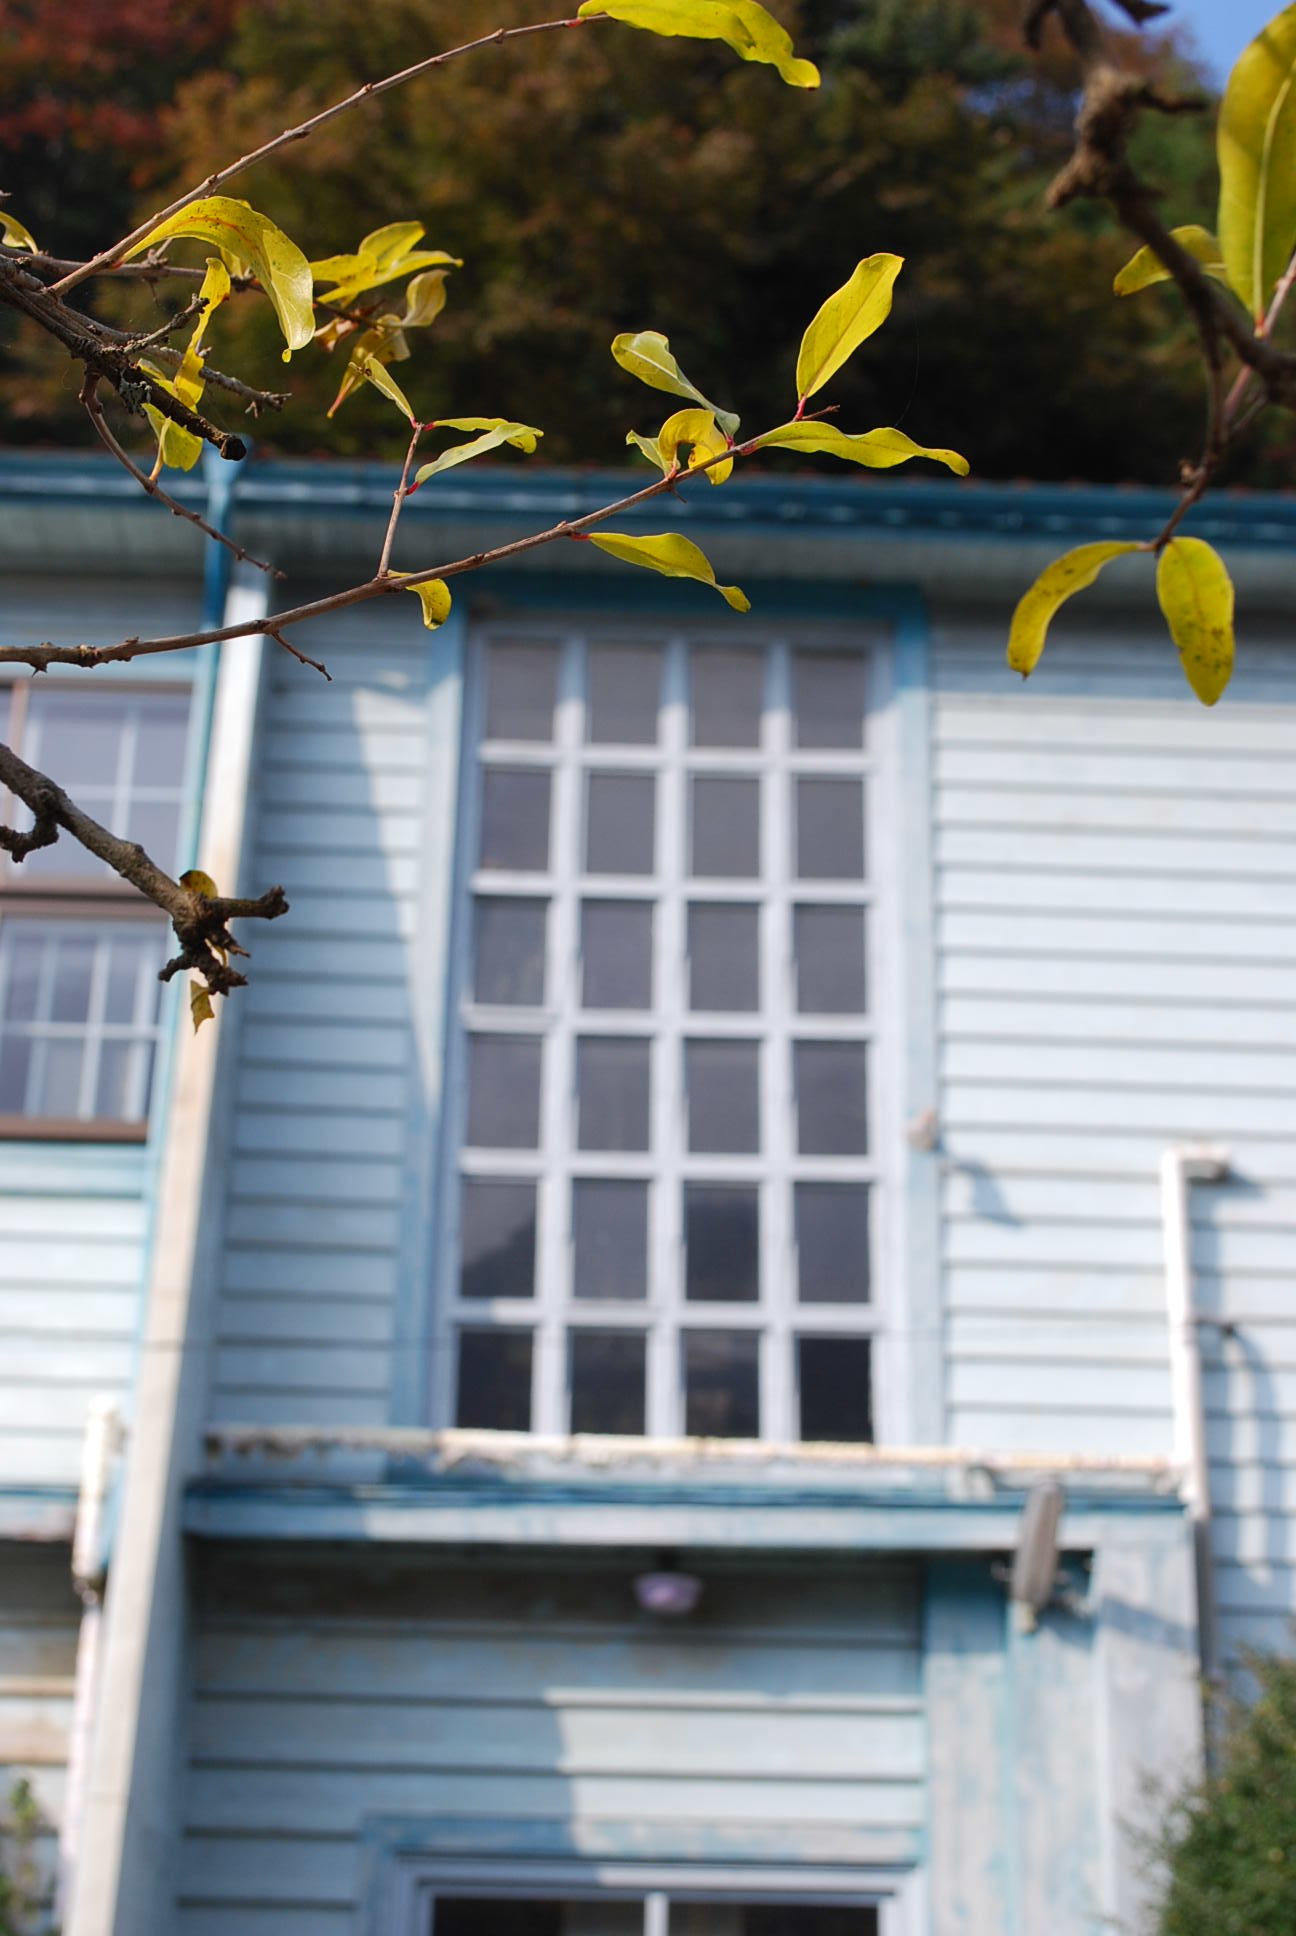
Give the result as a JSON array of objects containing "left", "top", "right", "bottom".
[
  {"left": 1160, "top": 1143, "right": 1229, "bottom": 1688},
  {"left": 59, "top": 1397, "right": 123, "bottom": 1912}
]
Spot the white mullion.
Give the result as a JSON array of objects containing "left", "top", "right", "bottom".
[
  {"left": 26, "top": 929, "right": 59, "bottom": 1117},
  {"left": 648, "top": 634, "right": 687, "bottom": 1438},
  {"left": 535, "top": 630, "right": 583, "bottom": 1436},
  {"left": 761, "top": 636, "right": 795, "bottom": 1443},
  {"left": 77, "top": 934, "right": 111, "bottom": 1119}
]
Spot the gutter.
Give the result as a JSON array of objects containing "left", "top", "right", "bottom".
[{"left": 1160, "top": 1143, "right": 1230, "bottom": 1689}]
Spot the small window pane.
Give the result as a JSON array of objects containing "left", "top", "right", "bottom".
[
  {"left": 573, "top": 1179, "right": 648, "bottom": 1299},
  {"left": 133, "top": 692, "right": 190, "bottom": 787},
  {"left": 29, "top": 692, "right": 121, "bottom": 786},
  {"left": 570, "top": 1331, "right": 647, "bottom": 1435},
  {"left": 691, "top": 777, "right": 759, "bottom": 878},
  {"left": 587, "top": 644, "right": 661, "bottom": 743},
  {"left": 485, "top": 641, "right": 558, "bottom": 740},
  {"left": 50, "top": 937, "right": 94, "bottom": 1023},
  {"left": 795, "top": 906, "right": 866, "bottom": 1014},
  {"left": 474, "top": 899, "right": 547, "bottom": 1006},
  {"left": 798, "top": 1336, "right": 873, "bottom": 1443},
  {"left": 795, "top": 1041, "right": 868, "bottom": 1155},
  {"left": 577, "top": 1037, "right": 651, "bottom": 1151},
  {"left": 686, "top": 1040, "right": 760, "bottom": 1154},
  {"left": 0, "top": 1037, "right": 31, "bottom": 1112},
  {"left": 794, "top": 651, "right": 866, "bottom": 748},
  {"left": 796, "top": 777, "right": 864, "bottom": 880},
  {"left": 796, "top": 1185, "right": 870, "bottom": 1303},
  {"left": 39, "top": 1039, "right": 85, "bottom": 1117},
  {"left": 455, "top": 1329, "right": 532, "bottom": 1430},
  {"left": 466, "top": 1035, "right": 542, "bottom": 1148},
  {"left": 688, "top": 905, "right": 759, "bottom": 1012},
  {"left": 125, "top": 798, "right": 182, "bottom": 875},
  {"left": 3, "top": 931, "right": 43, "bottom": 1023},
  {"left": 433, "top": 1901, "right": 642, "bottom": 1936},
  {"left": 690, "top": 648, "right": 763, "bottom": 746},
  {"left": 460, "top": 1178, "right": 536, "bottom": 1299},
  {"left": 585, "top": 774, "right": 655, "bottom": 875},
  {"left": 479, "top": 768, "right": 551, "bottom": 873},
  {"left": 95, "top": 1040, "right": 137, "bottom": 1120},
  {"left": 104, "top": 933, "right": 148, "bottom": 1025},
  {"left": 581, "top": 901, "right": 653, "bottom": 1010},
  {"left": 685, "top": 1184, "right": 759, "bottom": 1302},
  {"left": 684, "top": 1331, "right": 759, "bottom": 1437}
]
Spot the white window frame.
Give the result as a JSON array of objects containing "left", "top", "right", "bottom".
[
  {"left": 388, "top": 1856, "right": 925, "bottom": 1936},
  {"left": 432, "top": 618, "right": 904, "bottom": 1443}
]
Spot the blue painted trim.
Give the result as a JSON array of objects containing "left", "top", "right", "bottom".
[
  {"left": 7, "top": 451, "right": 1296, "bottom": 548},
  {"left": 891, "top": 592, "right": 944, "bottom": 1444}
]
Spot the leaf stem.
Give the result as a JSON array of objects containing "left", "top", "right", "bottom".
[{"left": 378, "top": 422, "right": 424, "bottom": 576}]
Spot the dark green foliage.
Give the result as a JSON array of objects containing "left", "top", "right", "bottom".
[
  {"left": 1156, "top": 1654, "right": 1296, "bottom": 1935},
  {"left": 0, "top": 1779, "right": 49, "bottom": 1936}
]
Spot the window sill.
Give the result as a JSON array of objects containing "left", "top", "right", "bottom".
[{"left": 0, "top": 1116, "right": 149, "bottom": 1143}]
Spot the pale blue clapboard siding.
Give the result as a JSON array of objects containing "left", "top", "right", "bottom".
[
  {"left": 0, "top": 1543, "right": 81, "bottom": 1910},
  {"left": 210, "top": 607, "right": 438, "bottom": 1425},
  {"left": 931, "top": 609, "right": 1296, "bottom": 1666},
  {"left": 176, "top": 1556, "right": 923, "bottom": 1933}
]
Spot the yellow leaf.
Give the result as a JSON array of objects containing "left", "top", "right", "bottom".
[
  {"left": 657, "top": 407, "right": 733, "bottom": 484},
  {"left": 189, "top": 982, "right": 215, "bottom": 1033},
  {"left": 1218, "top": 2, "right": 1296, "bottom": 317},
  {"left": 588, "top": 530, "right": 749, "bottom": 611},
  {"left": 0, "top": 211, "right": 37, "bottom": 252},
  {"left": 357, "top": 352, "right": 417, "bottom": 423},
  {"left": 611, "top": 331, "right": 740, "bottom": 437},
  {"left": 1007, "top": 542, "right": 1144, "bottom": 678},
  {"left": 626, "top": 429, "right": 668, "bottom": 472},
  {"left": 758, "top": 420, "right": 968, "bottom": 475},
  {"left": 1155, "top": 537, "right": 1236, "bottom": 706},
  {"left": 795, "top": 255, "right": 904, "bottom": 402},
  {"left": 311, "top": 221, "right": 460, "bottom": 306},
  {"left": 400, "top": 268, "right": 451, "bottom": 328},
  {"left": 401, "top": 578, "right": 453, "bottom": 630},
  {"left": 181, "top": 869, "right": 219, "bottom": 899},
  {"left": 125, "top": 196, "right": 315, "bottom": 358},
  {"left": 1112, "top": 225, "right": 1231, "bottom": 296},
  {"left": 577, "top": 0, "right": 819, "bottom": 86},
  {"left": 140, "top": 362, "right": 204, "bottom": 472},
  {"left": 413, "top": 420, "right": 543, "bottom": 482},
  {"left": 138, "top": 258, "right": 232, "bottom": 472}
]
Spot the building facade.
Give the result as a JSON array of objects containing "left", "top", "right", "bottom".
[{"left": 3, "top": 454, "right": 1294, "bottom": 1934}]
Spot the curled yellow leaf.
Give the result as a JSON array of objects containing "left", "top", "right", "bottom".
[
  {"left": 611, "top": 331, "right": 739, "bottom": 437},
  {"left": 312, "top": 221, "right": 461, "bottom": 307},
  {"left": 588, "top": 530, "right": 749, "bottom": 611},
  {"left": 1007, "top": 542, "right": 1143, "bottom": 678},
  {"left": 1112, "top": 225, "right": 1230, "bottom": 296},
  {"left": 795, "top": 255, "right": 903, "bottom": 402},
  {"left": 626, "top": 430, "right": 668, "bottom": 472},
  {"left": 189, "top": 982, "right": 215, "bottom": 1033},
  {"left": 758, "top": 420, "right": 968, "bottom": 475},
  {"left": 577, "top": 0, "right": 819, "bottom": 87},
  {"left": 357, "top": 353, "right": 417, "bottom": 423},
  {"left": 0, "top": 211, "right": 38, "bottom": 252},
  {"left": 1218, "top": 2, "right": 1296, "bottom": 317},
  {"left": 181, "top": 869, "right": 220, "bottom": 900},
  {"left": 1156, "top": 537, "right": 1236, "bottom": 706},
  {"left": 657, "top": 407, "right": 733, "bottom": 484},
  {"left": 413, "top": 420, "right": 543, "bottom": 483},
  {"left": 125, "top": 196, "right": 314, "bottom": 358},
  {"left": 401, "top": 578, "right": 453, "bottom": 631}
]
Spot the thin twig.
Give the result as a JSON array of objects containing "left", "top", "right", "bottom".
[
  {"left": 116, "top": 291, "right": 207, "bottom": 354},
  {"left": 267, "top": 626, "right": 331, "bottom": 680},
  {"left": 50, "top": 16, "right": 601, "bottom": 297},
  {"left": 377, "top": 422, "right": 424, "bottom": 576},
  {"left": 81, "top": 375, "right": 282, "bottom": 578}
]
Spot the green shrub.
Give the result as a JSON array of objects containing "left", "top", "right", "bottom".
[{"left": 0, "top": 1780, "right": 49, "bottom": 1936}]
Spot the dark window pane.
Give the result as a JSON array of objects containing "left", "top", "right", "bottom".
[
  {"left": 740, "top": 1906, "right": 879, "bottom": 1936},
  {"left": 795, "top": 1041, "right": 868, "bottom": 1155},
  {"left": 684, "top": 1331, "right": 759, "bottom": 1437},
  {"left": 433, "top": 1902, "right": 641, "bottom": 1936},
  {"left": 3, "top": 931, "right": 43, "bottom": 1022},
  {"left": 798, "top": 1336, "right": 873, "bottom": 1443},
  {"left": 795, "top": 907, "right": 866, "bottom": 1014},
  {"left": 688, "top": 905, "right": 759, "bottom": 1011},
  {"left": 484, "top": 641, "right": 558, "bottom": 740},
  {"left": 796, "top": 1185, "right": 870, "bottom": 1303},
  {"left": 95, "top": 1041, "right": 133, "bottom": 1120},
  {"left": 588, "top": 644, "right": 662, "bottom": 743},
  {"left": 474, "top": 899, "right": 547, "bottom": 1006},
  {"left": 570, "top": 1331, "right": 647, "bottom": 1435},
  {"left": 460, "top": 1179, "right": 536, "bottom": 1299},
  {"left": 796, "top": 778, "right": 864, "bottom": 880},
  {"left": 690, "top": 649, "right": 763, "bottom": 746},
  {"left": 50, "top": 937, "right": 94, "bottom": 1023},
  {"left": 577, "top": 1037, "right": 651, "bottom": 1150},
  {"left": 479, "top": 768, "right": 551, "bottom": 872},
  {"left": 134, "top": 692, "right": 190, "bottom": 787},
  {"left": 585, "top": 773, "right": 655, "bottom": 875},
  {"left": 582, "top": 901, "right": 653, "bottom": 1010},
  {"left": 793, "top": 651, "right": 867, "bottom": 749},
  {"left": 455, "top": 1329, "right": 532, "bottom": 1430},
  {"left": 685, "top": 1185, "right": 759, "bottom": 1302},
  {"left": 104, "top": 933, "right": 147, "bottom": 1025},
  {"left": 686, "top": 1040, "right": 759, "bottom": 1154},
  {"left": 691, "top": 777, "right": 759, "bottom": 878},
  {"left": 0, "top": 1036, "right": 31, "bottom": 1113},
  {"left": 466, "top": 1035, "right": 542, "bottom": 1147},
  {"left": 573, "top": 1179, "right": 648, "bottom": 1299}
]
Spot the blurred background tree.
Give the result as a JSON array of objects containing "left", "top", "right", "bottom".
[{"left": 5, "top": 0, "right": 1283, "bottom": 485}]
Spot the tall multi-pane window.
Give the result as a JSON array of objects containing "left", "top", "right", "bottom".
[
  {"left": 0, "top": 681, "right": 191, "bottom": 1136},
  {"left": 441, "top": 630, "right": 880, "bottom": 1442}
]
